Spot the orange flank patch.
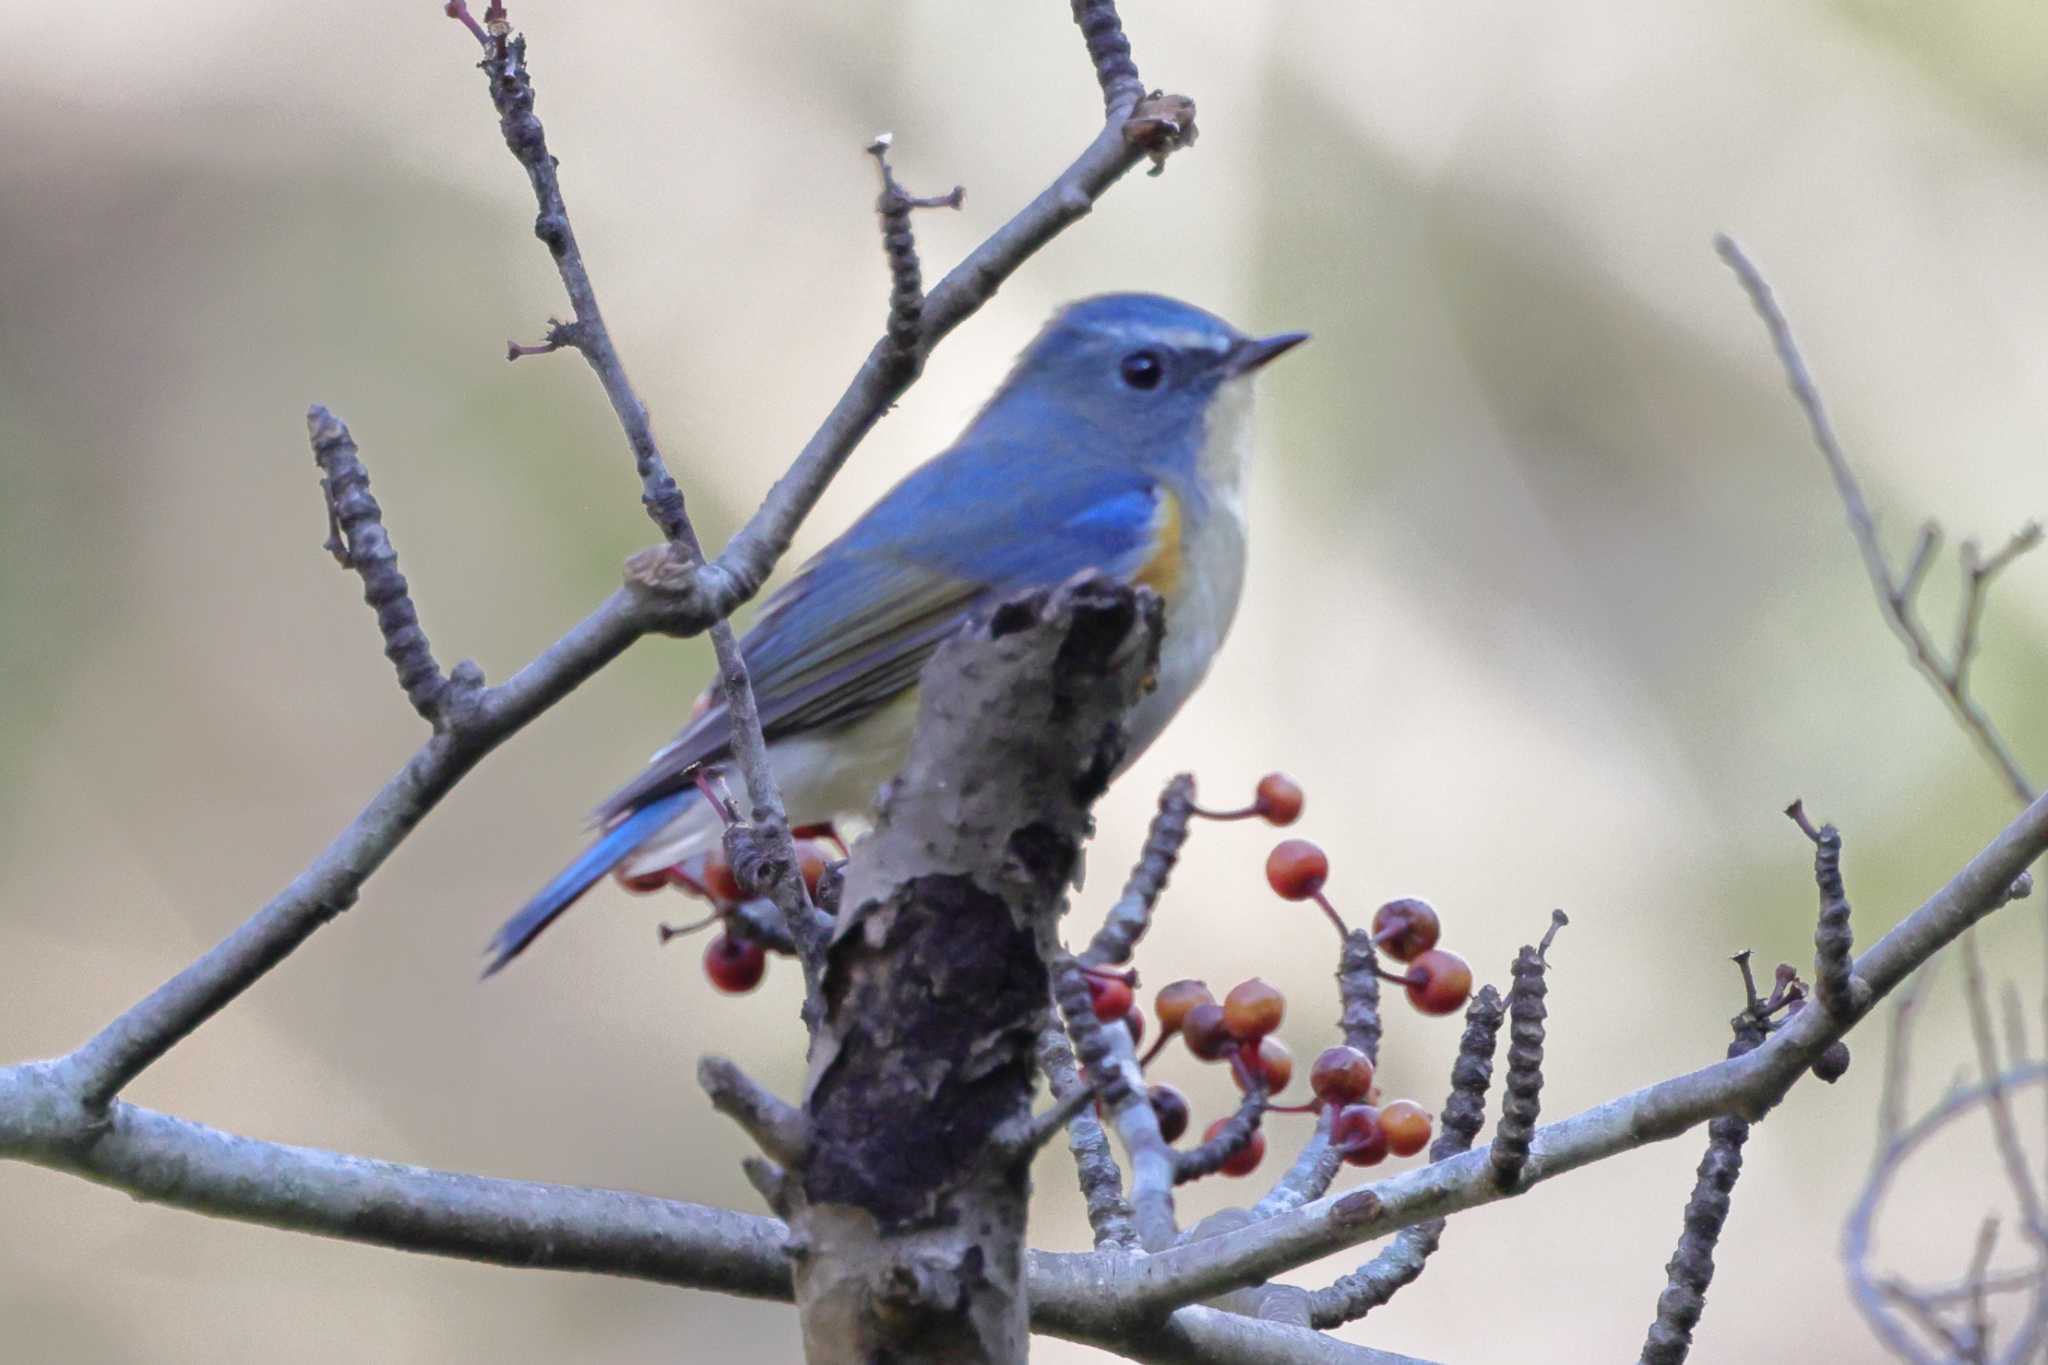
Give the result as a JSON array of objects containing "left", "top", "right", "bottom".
[{"left": 1134, "top": 488, "right": 1184, "bottom": 600}]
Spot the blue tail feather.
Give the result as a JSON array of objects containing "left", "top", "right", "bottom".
[{"left": 482, "top": 791, "right": 694, "bottom": 977}]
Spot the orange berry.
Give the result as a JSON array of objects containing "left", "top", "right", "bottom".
[
  {"left": 1123, "top": 1006, "right": 1147, "bottom": 1050},
  {"left": 1254, "top": 772, "right": 1305, "bottom": 826},
  {"left": 1380, "top": 1099, "right": 1432, "bottom": 1157},
  {"left": 1234, "top": 1036, "right": 1293, "bottom": 1094},
  {"left": 1332, "top": 1104, "right": 1388, "bottom": 1166},
  {"left": 701, "top": 853, "right": 743, "bottom": 904},
  {"left": 1309, "top": 1045, "right": 1375, "bottom": 1105},
  {"left": 1205, "top": 1118, "right": 1267, "bottom": 1177},
  {"left": 1371, "top": 897, "right": 1441, "bottom": 962},
  {"left": 1265, "top": 839, "right": 1329, "bottom": 901},
  {"left": 1222, "top": 978, "right": 1286, "bottom": 1040},
  {"left": 1404, "top": 949, "right": 1473, "bottom": 1016},
  {"left": 1183, "top": 1002, "right": 1235, "bottom": 1061},
  {"left": 1154, "top": 979, "right": 1214, "bottom": 1033}
]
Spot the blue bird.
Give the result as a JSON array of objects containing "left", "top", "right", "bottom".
[{"left": 485, "top": 293, "right": 1307, "bottom": 973}]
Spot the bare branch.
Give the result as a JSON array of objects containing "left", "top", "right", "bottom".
[
  {"left": 1305, "top": 983, "right": 1504, "bottom": 1328},
  {"left": 1020, "top": 1073, "right": 1108, "bottom": 1158},
  {"left": 306, "top": 407, "right": 462, "bottom": 725},
  {"left": 0, "top": 1062, "right": 1426, "bottom": 1364},
  {"left": 866, "top": 133, "right": 963, "bottom": 375},
  {"left": 1336, "top": 929, "right": 1384, "bottom": 1064},
  {"left": 1252, "top": 1106, "right": 1342, "bottom": 1220},
  {"left": 1960, "top": 927, "right": 2048, "bottom": 1250},
  {"left": 1490, "top": 910, "right": 1565, "bottom": 1192},
  {"left": 1058, "top": 955, "right": 1180, "bottom": 1248},
  {"left": 0, "top": 1064, "right": 794, "bottom": 1300},
  {"left": 470, "top": 26, "right": 823, "bottom": 982},
  {"left": 1636, "top": 1013, "right": 1766, "bottom": 1364},
  {"left": 1081, "top": 773, "right": 1196, "bottom": 968},
  {"left": 60, "top": 582, "right": 652, "bottom": 1108},
  {"left": 1847, "top": 1063, "right": 2048, "bottom": 1363},
  {"left": 1786, "top": 802, "right": 1862, "bottom": 1018},
  {"left": 699, "top": 1056, "right": 807, "bottom": 1166},
  {"left": 1715, "top": 234, "right": 2037, "bottom": 804},
  {"left": 1173, "top": 1082, "right": 1266, "bottom": 1184},
  {"left": 1038, "top": 1025, "right": 1139, "bottom": 1251},
  {"left": 1033, "top": 783, "right": 2048, "bottom": 1316}
]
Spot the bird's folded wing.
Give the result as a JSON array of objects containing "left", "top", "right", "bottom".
[{"left": 593, "top": 442, "right": 1170, "bottom": 823}]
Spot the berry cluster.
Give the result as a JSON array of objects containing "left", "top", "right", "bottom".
[
  {"left": 1265, "top": 839, "right": 1473, "bottom": 1015},
  {"left": 1074, "top": 773, "right": 1483, "bottom": 1178},
  {"left": 619, "top": 836, "right": 838, "bottom": 994},
  {"left": 1133, "top": 973, "right": 1437, "bottom": 1176}
]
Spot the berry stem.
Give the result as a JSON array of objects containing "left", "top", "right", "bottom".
[
  {"left": 1312, "top": 890, "right": 1349, "bottom": 938},
  {"left": 1188, "top": 802, "right": 1260, "bottom": 822},
  {"left": 656, "top": 911, "right": 722, "bottom": 943}
]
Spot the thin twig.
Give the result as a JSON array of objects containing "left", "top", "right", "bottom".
[
  {"left": 1173, "top": 1082, "right": 1266, "bottom": 1184},
  {"left": 1490, "top": 911, "right": 1566, "bottom": 1191},
  {"left": 1635, "top": 1008, "right": 1767, "bottom": 1365},
  {"left": 473, "top": 28, "right": 823, "bottom": 983},
  {"left": 697, "top": 1056, "right": 806, "bottom": 1166},
  {"left": 1038, "top": 787, "right": 2048, "bottom": 1316},
  {"left": 1251, "top": 1106, "right": 1342, "bottom": 1219},
  {"left": 1038, "top": 1026, "right": 1138, "bottom": 1251},
  {"left": 1960, "top": 928, "right": 2048, "bottom": 1250},
  {"left": 1787, "top": 800, "right": 1861, "bottom": 1018},
  {"left": 866, "top": 133, "right": 962, "bottom": 376},
  {"left": 1056, "top": 955, "right": 1178, "bottom": 1248},
  {"left": 1336, "top": 929, "right": 1384, "bottom": 1065},
  {"left": 306, "top": 407, "right": 460, "bottom": 725},
  {"left": 1081, "top": 773, "right": 1197, "bottom": 968},
  {"left": 1715, "top": 234, "right": 2038, "bottom": 804},
  {"left": 1305, "top": 985, "right": 1504, "bottom": 1329}
]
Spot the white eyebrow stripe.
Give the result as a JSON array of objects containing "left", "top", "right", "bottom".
[{"left": 1085, "top": 323, "right": 1234, "bottom": 353}]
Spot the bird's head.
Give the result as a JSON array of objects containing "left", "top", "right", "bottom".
[{"left": 973, "top": 293, "right": 1308, "bottom": 491}]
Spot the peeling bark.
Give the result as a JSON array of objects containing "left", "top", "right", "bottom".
[{"left": 787, "top": 577, "right": 1162, "bottom": 1365}]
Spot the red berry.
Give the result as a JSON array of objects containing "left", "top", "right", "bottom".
[
  {"left": 1309, "top": 1045, "right": 1375, "bottom": 1105},
  {"left": 1149, "top": 1083, "right": 1190, "bottom": 1143},
  {"left": 1183, "top": 1002, "right": 1235, "bottom": 1061},
  {"left": 1123, "top": 1006, "right": 1146, "bottom": 1050},
  {"left": 1404, "top": 949, "right": 1473, "bottom": 1015},
  {"left": 1234, "top": 1036, "right": 1293, "bottom": 1094},
  {"left": 1332, "top": 1104, "right": 1388, "bottom": 1167},
  {"left": 1154, "top": 979, "right": 1214, "bottom": 1033},
  {"left": 1266, "top": 839, "right": 1329, "bottom": 901},
  {"left": 1223, "top": 978, "right": 1286, "bottom": 1040},
  {"left": 1370, "top": 898, "right": 1441, "bottom": 962},
  {"left": 1204, "top": 1118, "right": 1267, "bottom": 1177},
  {"left": 1089, "top": 974, "right": 1135, "bottom": 1022},
  {"left": 1254, "top": 772, "right": 1305, "bottom": 826},
  {"left": 703, "top": 932, "right": 766, "bottom": 993},
  {"left": 701, "top": 853, "right": 744, "bottom": 905},
  {"left": 617, "top": 865, "right": 671, "bottom": 894},
  {"left": 1380, "top": 1099, "right": 1432, "bottom": 1157}
]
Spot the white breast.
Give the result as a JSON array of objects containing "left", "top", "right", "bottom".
[{"left": 1122, "top": 373, "right": 1256, "bottom": 764}]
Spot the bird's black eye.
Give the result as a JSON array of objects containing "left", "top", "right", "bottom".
[{"left": 1119, "top": 350, "right": 1164, "bottom": 391}]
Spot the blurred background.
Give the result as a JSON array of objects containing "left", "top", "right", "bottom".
[{"left": 6, "top": 1, "right": 2048, "bottom": 1360}]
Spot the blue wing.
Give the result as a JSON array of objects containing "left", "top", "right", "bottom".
[{"left": 594, "top": 439, "right": 1168, "bottom": 821}]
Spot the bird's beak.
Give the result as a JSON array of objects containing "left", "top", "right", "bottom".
[{"left": 1224, "top": 330, "right": 1311, "bottom": 376}]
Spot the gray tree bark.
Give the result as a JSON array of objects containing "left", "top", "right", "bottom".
[{"left": 777, "top": 577, "right": 1160, "bottom": 1364}]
